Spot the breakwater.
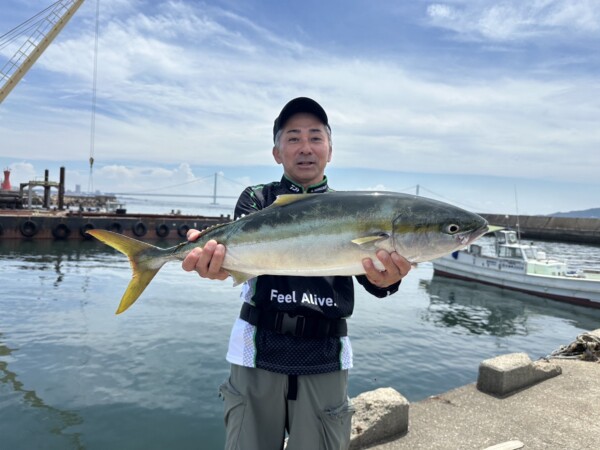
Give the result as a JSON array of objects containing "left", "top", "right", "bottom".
[{"left": 480, "top": 214, "right": 600, "bottom": 245}]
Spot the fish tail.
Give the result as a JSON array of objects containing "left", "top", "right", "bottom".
[{"left": 87, "top": 229, "right": 164, "bottom": 314}]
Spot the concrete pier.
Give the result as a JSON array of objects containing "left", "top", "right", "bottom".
[{"left": 351, "top": 330, "right": 600, "bottom": 449}]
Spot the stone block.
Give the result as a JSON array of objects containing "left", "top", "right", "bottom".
[
  {"left": 477, "top": 352, "right": 561, "bottom": 397},
  {"left": 349, "top": 387, "right": 409, "bottom": 449}
]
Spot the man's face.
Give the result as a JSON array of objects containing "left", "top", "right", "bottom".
[{"left": 272, "top": 112, "right": 332, "bottom": 189}]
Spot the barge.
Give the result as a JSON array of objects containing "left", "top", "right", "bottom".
[
  {"left": 0, "top": 166, "right": 232, "bottom": 240},
  {"left": 0, "top": 209, "right": 231, "bottom": 241}
]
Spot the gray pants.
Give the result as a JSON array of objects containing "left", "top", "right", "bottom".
[{"left": 219, "top": 365, "right": 354, "bottom": 450}]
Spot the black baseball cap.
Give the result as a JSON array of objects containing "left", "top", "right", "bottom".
[{"left": 273, "top": 97, "right": 330, "bottom": 143}]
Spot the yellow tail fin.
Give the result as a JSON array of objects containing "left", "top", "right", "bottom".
[{"left": 87, "top": 229, "right": 163, "bottom": 314}]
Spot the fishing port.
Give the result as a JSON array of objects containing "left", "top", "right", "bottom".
[
  {"left": 2, "top": 1, "right": 600, "bottom": 449},
  {"left": 3, "top": 165, "right": 599, "bottom": 449}
]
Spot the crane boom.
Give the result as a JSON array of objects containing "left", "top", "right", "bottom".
[{"left": 0, "top": 0, "right": 85, "bottom": 104}]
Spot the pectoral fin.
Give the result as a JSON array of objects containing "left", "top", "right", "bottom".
[{"left": 351, "top": 234, "right": 388, "bottom": 246}]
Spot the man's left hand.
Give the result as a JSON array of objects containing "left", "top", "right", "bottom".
[{"left": 362, "top": 251, "right": 412, "bottom": 288}]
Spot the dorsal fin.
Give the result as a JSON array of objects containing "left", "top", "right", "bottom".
[
  {"left": 196, "top": 221, "right": 232, "bottom": 239},
  {"left": 197, "top": 194, "right": 306, "bottom": 238}
]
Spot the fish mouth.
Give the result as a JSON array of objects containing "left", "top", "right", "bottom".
[{"left": 457, "top": 224, "right": 489, "bottom": 246}]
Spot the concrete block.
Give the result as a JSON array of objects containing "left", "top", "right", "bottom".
[
  {"left": 349, "top": 387, "right": 409, "bottom": 449},
  {"left": 477, "top": 352, "right": 562, "bottom": 397}
]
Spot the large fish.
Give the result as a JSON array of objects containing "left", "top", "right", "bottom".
[{"left": 88, "top": 191, "right": 488, "bottom": 314}]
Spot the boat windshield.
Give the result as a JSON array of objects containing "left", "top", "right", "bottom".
[
  {"left": 522, "top": 247, "right": 537, "bottom": 259},
  {"left": 498, "top": 245, "right": 538, "bottom": 260},
  {"left": 498, "top": 246, "right": 523, "bottom": 259}
]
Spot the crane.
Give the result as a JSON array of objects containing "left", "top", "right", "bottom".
[{"left": 0, "top": 0, "right": 84, "bottom": 104}]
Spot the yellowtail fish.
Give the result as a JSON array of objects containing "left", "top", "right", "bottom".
[{"left": 88, "top": 191, "right": 488, "bottom": 314}]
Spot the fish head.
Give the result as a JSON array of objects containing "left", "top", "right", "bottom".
[{"left": 390, "top": 196, "right": 488, "bottom": 262}]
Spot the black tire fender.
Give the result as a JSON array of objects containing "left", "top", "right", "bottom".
[
  {"left": 80, "top": 222, "right": 95, "bottom": 238},
  {"left": 156, "top": 223, "right": 170, "bottom": 238},
  {"left": 132, "top": 221, "right": 148, "bottom": 237},
  {"left": 52, "top": 223, "right": 71, "bottom": 240},
  {"left": 177, "top": 224, "right": 190, "bottom": 238},
  {"left": 20, "top": 220, "right": 38, "bottom": 238}
]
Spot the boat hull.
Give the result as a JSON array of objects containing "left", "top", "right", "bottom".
[{"left": 432, "top": 251, "right": 600, "bottom": 308}]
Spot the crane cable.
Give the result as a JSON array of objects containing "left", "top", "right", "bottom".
[
  {"left": 88, "top": 0, "right": 100, "bottom": 194},
  {"left": 0, "top": 1, "right": 61, "bottom": 50}
]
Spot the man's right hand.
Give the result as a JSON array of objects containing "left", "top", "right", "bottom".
[{"left": 181, "top": 229, "right": 229, "bottom": 281}]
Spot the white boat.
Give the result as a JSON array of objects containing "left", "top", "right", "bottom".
[{"left": 432, "top": 230, "right": 600, "bottom": 308}]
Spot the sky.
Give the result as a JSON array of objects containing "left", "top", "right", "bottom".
[{"left": 1, "top": 0, "right": 599, "bottom": 215}]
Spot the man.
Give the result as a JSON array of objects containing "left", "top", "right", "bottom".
[{"left": 182, "top": 97, "right": 411, "bottom": 450}]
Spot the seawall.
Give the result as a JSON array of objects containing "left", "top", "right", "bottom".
[{"left": 480, "top": 214, "right": 600, "bottom": 245}]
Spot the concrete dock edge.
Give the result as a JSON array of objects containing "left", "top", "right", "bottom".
[{"left": 350, "top": 329, "right": 600, "bottom": 450}]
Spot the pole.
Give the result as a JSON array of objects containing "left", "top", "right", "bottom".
[
  {"left": 213, "top": 173, "right": 218, "bottom": 205},
  {"left": 43, "top": 169, "right": 50, "bottom": 208},
  {"left": 59, "top": 166, "right": 65, "bottom": 210}
]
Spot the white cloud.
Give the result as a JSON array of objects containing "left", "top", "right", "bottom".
[{"left": 426, "top": 0, "right": 600, "bottom": 42}]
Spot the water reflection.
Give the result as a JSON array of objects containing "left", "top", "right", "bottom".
[
  {"left": 0, "top": 333, "right": 84, "bottom": 449},
  {"left": 0, "top": 238, "right": 112, "bottom": 258},
  {"left": 0, "top": 239, "right": 120, "bottom": 289},
  {"left": 420, "top": 275, "right": 600, "bottom": 336}
]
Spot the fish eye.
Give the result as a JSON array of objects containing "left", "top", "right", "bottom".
[{"left": 445, "top": 223, "right": 461, "bottom": 234}]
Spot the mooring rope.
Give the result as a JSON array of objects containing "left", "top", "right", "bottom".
[{"left": 546, "top": 332, "right": 600, "bottom": 362}]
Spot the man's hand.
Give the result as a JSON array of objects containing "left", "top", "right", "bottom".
[
  {"left": 362, "top": 250, "right": 412, "bottom": 288},
  {"left": 181, "top": 229, "right": 229, "bottom": 280}
]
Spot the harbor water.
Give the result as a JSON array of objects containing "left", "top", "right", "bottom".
[{"left": 1, "top": 200, "right": 600, "bottom": 449}]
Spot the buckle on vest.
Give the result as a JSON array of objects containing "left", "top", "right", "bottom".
[{"left": 276, "top": 312, "right": 305, "bottom": 336}]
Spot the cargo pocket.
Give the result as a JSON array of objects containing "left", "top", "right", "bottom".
[
  {"left": 318, "top": 397, "right": 356, "bottom": 450},
  {"left": 219, "top": 379, "right": 246, "bottom": 449}
]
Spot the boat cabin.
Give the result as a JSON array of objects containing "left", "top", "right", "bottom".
[
  {"left": 493, "top": 230, "right": 540, "bottom": 260},
  {"left": 490, "top": 230, "right": 568, "bottom": 277}
]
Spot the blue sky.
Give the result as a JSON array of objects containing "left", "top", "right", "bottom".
[{"left": 1, "top": 0, "right": 599, "bottom": 215}]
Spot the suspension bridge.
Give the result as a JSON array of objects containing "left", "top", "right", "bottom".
[
  {"left": 111, "top": 173, "right": 246, "bottom": 205},
  {"left": 111, "top": 173, "right": 483, "bottom": 213}
]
